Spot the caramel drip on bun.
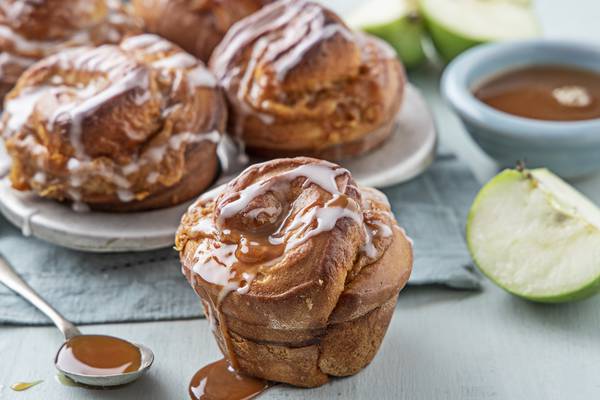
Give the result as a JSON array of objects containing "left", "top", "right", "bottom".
[{"left": 177, "top": 157, "right": 398, "bottom": 370}]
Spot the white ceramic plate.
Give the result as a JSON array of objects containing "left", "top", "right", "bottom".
[
  {"left": 0, "top": 84, "right": 436, "bottom": 252},
  {"left": 341, "top": 85, "right": 437, "bottom": 187}
]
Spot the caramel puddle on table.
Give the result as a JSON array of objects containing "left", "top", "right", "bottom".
[
  {"left": 10, "top": 380, "right": 42, "bottom": 391},
  {"left": 189, "top": 358, "right": 269, "bottom": 400},
  {"left": 55, "top": 335, "right": 141, "bottom": 376}
]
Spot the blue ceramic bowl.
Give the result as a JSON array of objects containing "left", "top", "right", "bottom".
[{"left": 441, "top": 40, "right": 600, "bottom": 178}]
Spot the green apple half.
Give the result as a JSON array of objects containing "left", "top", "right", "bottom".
[
  {"left": 345, "top": 0, "right": 427, "bottom": 69},
  {"left": 419, "top": 0, "right": 540, "bottom": 62},
  {"left": 467, "top": 168, "right": 600, "bottom": 303}
]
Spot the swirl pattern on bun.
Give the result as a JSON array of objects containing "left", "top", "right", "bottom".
[
  {"left": 210, "top": 0, "right": 406, "bottom": 160},
  {"left": 0, "top": 0, "right": 142, "bottom": 100},
  {"left": 176, "top": 157, "right": 413, "bottom": 387},
  {"left": 1, "top": 34, "right": 226, "bottom": 211},
  {"left": 132, "top": 0, "right": 273, "bottom": 63}
]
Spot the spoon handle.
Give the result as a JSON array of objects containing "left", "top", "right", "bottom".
[{"left": 0, "top": 254, "right": 81, "bottom": 339}]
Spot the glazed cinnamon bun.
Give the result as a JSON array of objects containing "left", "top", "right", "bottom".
[
  {"left": 176, "top": 157, "right": 413, "bottom": 387},
  {"left": 0, "top": 0, "right": 142, "bottom": 100},
  {"left": 1, "top": 34, "right": 226, "bottom": 211},
  {"left": 132, "top": 0, "right": 273, "bottom": 63},
  {"left": 209, "top": 0, "right": 406, "bottom": 160}
]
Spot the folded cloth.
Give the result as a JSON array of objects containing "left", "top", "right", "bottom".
[{"left": 0, "top": 154, "right": 480, "bottom": 325}]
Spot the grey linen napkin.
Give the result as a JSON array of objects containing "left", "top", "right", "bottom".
[{"left": 0, "top": 154, "right": 480, "bottom": 325}]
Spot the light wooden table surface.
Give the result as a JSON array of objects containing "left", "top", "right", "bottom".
[{"left": 2, "top": 1, "right": 600, "bottom": 399}]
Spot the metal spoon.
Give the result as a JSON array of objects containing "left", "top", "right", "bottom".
[{"left": 0, "top": 254, "right": 154, "bottom": 387}]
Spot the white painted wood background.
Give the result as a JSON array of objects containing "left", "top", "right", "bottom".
[{"left": 1, "top": 0, "right": 600, "bottom": 399}]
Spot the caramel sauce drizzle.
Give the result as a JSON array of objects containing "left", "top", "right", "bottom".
[
  {"left": 185, "top": 161, "right": 396, "bottom": 397},
  {"left": 191, "top": 163, "right": 359, "bottom": 294}
]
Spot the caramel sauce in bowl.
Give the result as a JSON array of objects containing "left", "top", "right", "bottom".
[
  {"left": 54, "top": 335, "right": 154, "bottom": 387},
  {"left": 474, "top": 65, "right": 600, "bottom": 121},
  {"left": 442, "top": 40, "right": 600, "bottom": 178}
]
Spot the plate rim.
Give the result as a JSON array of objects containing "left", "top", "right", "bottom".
[{"left": 0, "top": 84, "right": 437, "bottom": 253}]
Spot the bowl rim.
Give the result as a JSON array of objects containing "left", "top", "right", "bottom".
[{"left": 441, "top": 39, "right": 600, "bottom": 143}]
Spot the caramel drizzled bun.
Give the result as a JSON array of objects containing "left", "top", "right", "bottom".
[
  {"left": 132, "top": 0, "right": 273, "bottom": 63},
  {"left": 1, "top": 34, "right": 226, "bottom": 211},
  {"left": 209, "top": 0, "right": 406, "bottom": 160},
  {"left": 176, "top": 157, "right": 413, "bottom": 387},
  {"left": 0, "top": 0, "right": 142, "bottom": 100}
]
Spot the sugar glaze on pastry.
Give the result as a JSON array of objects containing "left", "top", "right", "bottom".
[
  {"left": 0, "top": 0, "right": 141, "bottom": 99},
  {"left": 188, "top": 162, "right": 396, "bottom": 298},
  {"left": 210, "top": 0, "right": 405, "bottom": 160},
  {"left": 2, "top": 34, "right": 226, "bottom": 211},
  {"left": 177, "top": 157, "right": 413, "bottom": 387}
]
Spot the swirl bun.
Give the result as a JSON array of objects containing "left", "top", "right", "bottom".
[
  {"left": 1, "top": 34, "right": 226, "bottom": 211},
  {"left": 210, "top": 0, "right": 406, "bottom": 160},
  {"left": 0, "top": 0, "right": 141, "bottom": 100},
  {"left": 132, "top": 0, "right": 273, "bottom": 63},
  {"left": 176, "top": 157, "right": 413, "bottom": 387}
]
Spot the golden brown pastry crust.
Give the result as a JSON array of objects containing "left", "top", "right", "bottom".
[
  {"left": 2, "top": 34, "right": 226, "bottom": 211},
  {"left": 209, "top": 0, "right": 406, "bottom": 160},
  {"left": 176, "top": 157, "right": 413, "bottom": 387},
  {"left": 132, "top": 0, "right": 273, "bottom": 63},
  {"left": 0, "top": 0, "right": 142, "bottom": 100}
]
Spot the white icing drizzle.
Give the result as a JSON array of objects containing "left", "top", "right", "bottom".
[
  {"left": 151, "top": 52, "right": 197, "bottom": 69},
  {"left": 193, "top": 241, "right": 239, "bottom": 288},
  {"left": 0, "top": 25, "right": 90, "bottom": 56},
  {"left": 245, "top": 206, "right": 279, "bottom": 219},
  {"left": 214, "top": 0, "right": 354, "bottom": 81},
  {"left": 360, "top": 187, "right": 396, "bottom": 258},
  {"left": 0, "top": 1, "right": 36, "bottom": 22},
  {"left": 189, "top": 161, "right": 400, "bottom": 302},
  {"left": 212, "top": 0, "right": 315, "bottom": 80},
  {"left": 117, "top": 189, "right": 135, "bottom": 202},
  {"left": 32, "top": 172, "right": 46, "bottom": 184},
  {"left": 2, "top": 35, "right": 221, "bottom": 204},
  {"left": 146, "top": 171, "right": 159, "bottom": 184},
  {"left": 212, "top": 0, "right": 354, "bottom": 132},
  {"left": 123, "top": 34, "right": 217, "bottom": 88},
  {"left": 2, "top": 87, "right": 48, "bottom": 134},
  {"left": 62, "top": 130, "right": 219, "bottom": 201},
  {"left": 71, "top": 201, "right": 91, "bottom": 213},
  {"left": 186, "top": 65, "right": 217, "bottom": 88},
  {"left": 362, "top": 219, "right": 392, "bottom": 259},
  {"left": 269, "top": 194, "right": 363, "bottom": 252},
  {"left": 21, "top": 209, "right": 39, "bottom": 237},
  {"left": 0, "top": 0, "right": 134, "bottom": 60},
  {"left": 120, "top": 33, "right": 170, "bottom": 51},
  {"left": 49, "top": 55, "right": 150, "bottom": 159},
  {"left": 190, "top": 162, "right": 397, "bottom": 298},
  {"left": 0, "top": 52, "right": 34, "bottom": 80},
  {"left": 217, "top": 163, "right": 348, "bottom": 224}
]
